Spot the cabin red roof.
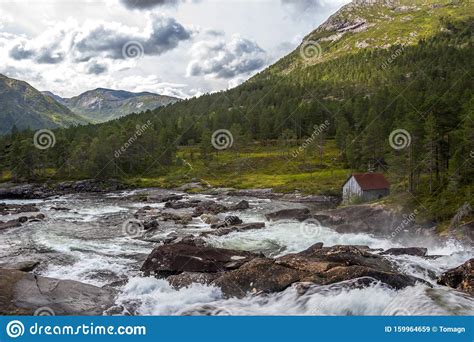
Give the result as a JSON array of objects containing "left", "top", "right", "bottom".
[{"left": 349, "top": 173, "right": 390, "bottom": 191}]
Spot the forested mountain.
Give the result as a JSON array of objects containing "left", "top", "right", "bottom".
[
  {"left": 1, "top": 0, "right": 472, "bottom": 219},
  {"left": 0, "top": 74, "right": 87, "bottom": 134},
  {"left": 43, "top": 88, "right": 180, "bottom": 123}
]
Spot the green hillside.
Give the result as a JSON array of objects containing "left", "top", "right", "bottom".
[
  {"left": 1, "top": 0, "right": 473, "bottom": 221},
  {"left": 0, "top": 74, "right": 88, "bottom": 134}
]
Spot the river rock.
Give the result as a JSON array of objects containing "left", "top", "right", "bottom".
[
  {"left": 212, "top": 244, "right": 422, "bottom": 298},
  {"left": 0, "top": 260, "right": 40, "bottom": 272},
  {"left": 230, "top": 200, "right": 250, "bottom": 210},
  {"left": 213, "top": 258, "right": 303, "bottom": 297},
  {"left": 150, "top": 194, "right": 184, "bottom": 202},
  {"left": 437, "top": 259, "right": 473, "bottom": 294},
  {"left": 0, "top": 219, "right": 22, "bottom": 231},
  {"left": 167, "top": 272, "right": 221, "bottom": 289},
  {"left": 211, "top": 216, "right": 243, "bottom": 228},
  {"left": 265, "top": 208, "right": 311, "bottom": 221},
  {"left": 0, "top": 203, "right": 39, "bottom": 215},
  {"left": 381, "top": 247, "right": 428, "bottom": 257},
  {"left": 201, "top": 222, "right": 266, "bottom": 237},
  {"left": 0, "top": 269, "right": 116, "bottom": 315},
  {"left": 141, "top": 243, "right": 259, "bottom": 277},
  {"left": 193, "top": 201, "right": 228, "bottom": 216},
  {"left": 201, "top": 214, "right": 220, "bottom": 224}
]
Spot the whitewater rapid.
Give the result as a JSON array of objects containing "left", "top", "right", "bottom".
[{"left": 1, "top": 190, "right": 473, "bottom": 316}]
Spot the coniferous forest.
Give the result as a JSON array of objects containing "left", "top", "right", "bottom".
[{"left": 1, "top": 18, "right": 472, "bottom": 221}]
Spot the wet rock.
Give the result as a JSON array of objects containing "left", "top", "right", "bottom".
[
  {"left": 167, "top": 272, "right": 221, "bottom": 289},
  {"left": 265, "top": 208, "right": 311, "bottom": 221},
  {"left": 0, "top": 269, "right": 116, "bottom": 315},
  {"left": 0, "top": 179, "right": 126, "bottom": 199},
  {"left": 143, "top": 218, "right": 159, "bottom": 231},
  {"left": 160, "top": 212, "right": 193, "bottom": 225},
  {"left": 321, "top": 265, "right": 420, "bottom": 290},
  {"left": 164, "top": 201, "right": 195, "bottom": 210},
  {"left": 150, "top": 194, "right": 184, "bottom": 202},
  {"left": 0, "top": 260, "right": 40, "bottom": 272},
  {"left": 50, "top": 206, "right": 70, "bottom": 211},
  {"left": 193, "top": 201, "right": 228, "bottom": 216},
  {"left": 0, "top": 219, "right": 22, "bottom": 231},
  {"left": 0, "top": 203, "right": 39, "bottom": 215},
  {"left": 36, "top": 213, "right": 46, "bottom": 220},
  {"left": 201, "top": 214, "right": 220, "bottom": 224},
  {"left": 141, "top": 243, "right": 258, "bottom": 277},
  {"left": 213, "top": 258, "right": 303, "bottom": 298},
  {"left": 211, "top": 216, "right": 243, "bottom": 228},
  {"left": 212, "top": 243, "right": 423, "bottom": 298},
  {"left": 381, "top": 247, "right": 428, "bottom": 257},
  {"left": 18, "top": 216, "right": 28, "bottom": 223},
  {"left": 230, "top": 200, "right": 250, "bottom": 210},
  {"left": 202, "top": 222, "right": 266, "bottom": 237},
  {"left": 437, "top": 259, "right": 473, "bottom": 294}
]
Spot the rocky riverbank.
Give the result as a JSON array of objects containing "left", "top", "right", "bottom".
[{"left": 0, "top": 185, "right": 472, "bottom": 315}]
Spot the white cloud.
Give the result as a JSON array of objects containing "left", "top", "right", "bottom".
[{"left": 186, "top": 34, "right": 267, "bottom": 80}]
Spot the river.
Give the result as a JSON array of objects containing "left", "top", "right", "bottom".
[{"left": 1, "top": 189, "right": 473, "bottom": 315}]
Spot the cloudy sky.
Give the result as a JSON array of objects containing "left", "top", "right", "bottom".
[{"left": 0, "top": 0, "right": 349, "bottom": 98}]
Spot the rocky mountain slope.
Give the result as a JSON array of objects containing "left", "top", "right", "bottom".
[
  {"left": 0, "top": 74, "right": 87, "bottom": 134},
  {"left": 44, "top": 88, "right": 180, "bottom": 123},
  {"left": 267, "top": 0, "right": 472, "bottom": 73}
]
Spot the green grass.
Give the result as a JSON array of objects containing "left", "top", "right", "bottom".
[{"left": 126, "top": 139, "right": 352, "bottom": 196}]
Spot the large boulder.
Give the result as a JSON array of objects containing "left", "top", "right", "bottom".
[
  {"left": 0, "top": 269, "right": 116, "bottom": 315},
  {"left": 437, "top": 259, "right": 473, "bottom": 294},
  {"left": 213, "top": 258, "right": 303, "bottom": 297},
  {"left": 212, "top": 244, "right": 423, "bottom": 298},
  {"left": 141, "top": 243, "right": 259, "bottom": 277},
  {"left": 265, "top": 208, "right": 311, "bottom": 221}
]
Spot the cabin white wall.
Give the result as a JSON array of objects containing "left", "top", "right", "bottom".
[{"left": 342, "top": 176, "right": 362, "bottom": 202}]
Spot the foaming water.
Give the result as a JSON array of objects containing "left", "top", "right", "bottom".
[
  {"left": 2, "top": 191, "right": 473, "bottom": 316},
  {"left": 206, "top": 219, "right": 402, "bottom": 256},
  {"left": 115, "top": 277, "right": 474, "bottom": 316}
]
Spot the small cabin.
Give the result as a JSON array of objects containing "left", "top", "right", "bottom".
[{"left": 342, "top": 173, "right": 390, "bottom": 203}]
